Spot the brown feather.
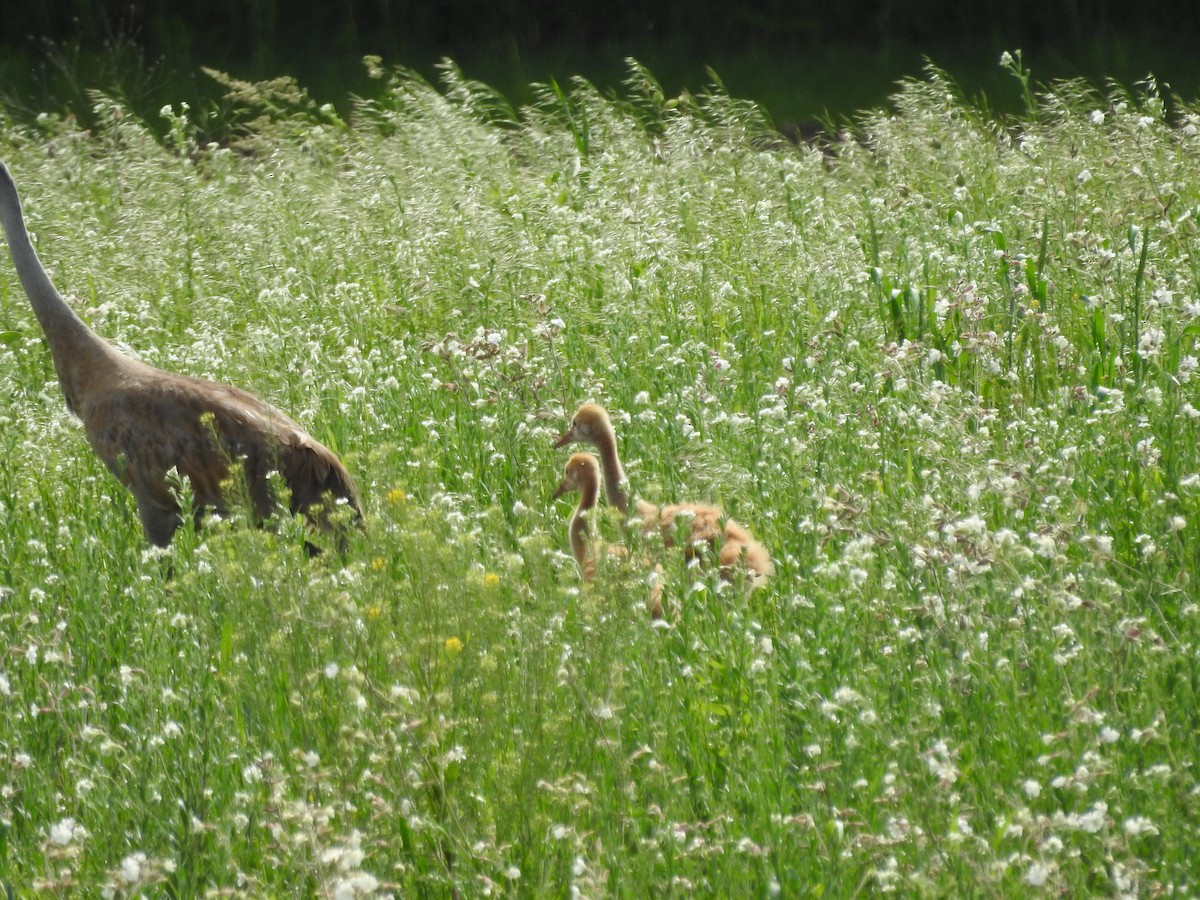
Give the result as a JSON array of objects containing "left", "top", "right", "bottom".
[{"left": 0, "top": 162, "right": 362, "bottom": 549}]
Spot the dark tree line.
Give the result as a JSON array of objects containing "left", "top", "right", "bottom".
[
  {"left": 2, "top": 0, "right": 1197, "bottom": 133},
  {"left": 4, "top": 0, "right": 1197, "bottom": 65}
]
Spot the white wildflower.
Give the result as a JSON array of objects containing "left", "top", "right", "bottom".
[
  {"left": 1026, "top": 861, "right": 1051, "bottom": 886},
  {"left": 332, "top": 873, "right": 380, "bottom": 899},
  {"left": 389, "top": 684, "right": 419, "bottom": 704},
  {"left": 955, "top": 514, "right": 987, "bottom": 537},
  {"left": 120, "top": 851, "right": 147, "bottom": 884},
  {"left": 49, "top": 817, "right": 84, "bottom": 846},
  {"left": 833, "top": 686, "right": 862, "bottom": 705},
  {"left": 1123, "top": 816, "right": 1158, "bottom": 837},
  {"left": 926, "top": 740, "right": 960, "bottom": 784},
  {"left": 1077, "top": 801, "right": 1108, "bottom": 833},
  {"left": 1030, "top": 532, "right": 1057, "bottom": 558}
]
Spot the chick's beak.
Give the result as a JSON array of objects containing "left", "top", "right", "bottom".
[
  {"left": 553, "top": 427, "right": 575, "bottom": 449},
  {"left": 552, "top": 479, "right": 569, "bottom": 501}
]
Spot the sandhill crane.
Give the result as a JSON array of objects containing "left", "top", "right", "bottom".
[
  {"left": 552, "top": 452, "right": 610, "bottom": 582},
  {"left": 0, "top": 161, "right": 362, "bottom": 550},
  {"left": 553, "top": 451, "right": 664, "bottom": 618},
  {"left": 555, "top": 402, "right": 773, "bottom": 589}
]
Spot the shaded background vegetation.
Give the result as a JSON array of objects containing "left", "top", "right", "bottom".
[{"left": 2, "top": 0, "right": 1200, "bottom": 132}]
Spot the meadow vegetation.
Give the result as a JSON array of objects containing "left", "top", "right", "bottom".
[{"left": 0, "top": 54, "right": 1198, "bottom": 895}]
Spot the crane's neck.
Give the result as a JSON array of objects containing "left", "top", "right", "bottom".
[
  {"left": 570, "top": 482, "right": 599, "bottom": 579},
  {"left": 591, "top": 427, "right": 630, "bottom": 513},
  {"left": 0, "top": 165, "right": 126, "bottom": 415}
]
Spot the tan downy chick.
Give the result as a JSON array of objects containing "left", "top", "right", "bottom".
[
  {"left": 553, "top": 452, "right": 664, "bottom": 618},
  {"left": 554, "top": 403, "right": 635, "bottom": 513},
  {"left": 0, "top": 162, "right": 362, "bottom": 550},
  {"left": 556, "top": 402, "right": 773, "bottom": 589}
]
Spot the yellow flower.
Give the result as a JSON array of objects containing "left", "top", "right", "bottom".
[
  {"left": 387, "top": 487, "right": 407, "bottom": 505},
  {"left": 444, "top": 636, "right": 463, "bottom": 655},
  {"left": 370, "top": 556, "right": 387, "bottom": 571},
  {"left": 365, "top": 605, "right": 383, "bottom": 621},
  {"left": 483, "top": 572, "right": 500, "bottom": 588}
]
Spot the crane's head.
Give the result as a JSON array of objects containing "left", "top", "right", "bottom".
[
  {"left": 553, "top": 452, "right": 601, "bottom": 501},
  {"left": 554, "top": 402, "right": 613, "bottom": 449}
]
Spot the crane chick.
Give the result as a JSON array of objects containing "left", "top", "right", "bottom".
[
  {"left": 556, "top": 402, "right": 772, "bottom": 589},
  {"left": 554, "top": 452, "right": 664, "bottom": 618}
]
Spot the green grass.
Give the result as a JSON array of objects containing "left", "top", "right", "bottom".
[{"left": 1, "top": 56, "right": 1199, "bottom": 895}]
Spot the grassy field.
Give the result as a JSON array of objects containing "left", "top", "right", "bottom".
[{"left": 1, "top": 55, "right": 1198, "bottom": 895}]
